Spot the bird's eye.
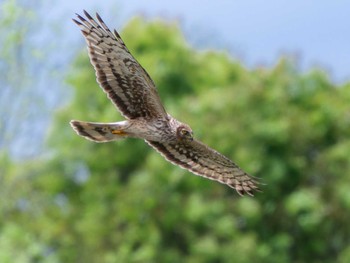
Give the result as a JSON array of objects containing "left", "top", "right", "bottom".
[{"left": 177, "top": 126, "right": 193, "bottom": 141}]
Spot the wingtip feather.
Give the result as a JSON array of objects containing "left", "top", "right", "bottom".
[{"left": 83, "top": 10, "right": 93, "bottom": 20}]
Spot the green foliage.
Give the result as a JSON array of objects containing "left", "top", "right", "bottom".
[
  {"left": 0, "top": 0, "right": 52, "bottom": 158},
  {"left": 2, "top": 15, "right": 350, "bottom": 263}
]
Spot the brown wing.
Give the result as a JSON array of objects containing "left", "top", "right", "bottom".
[
  {"left": 146, "top": 139, "right": 260, "bottom": 196},
  {"left": 73, "top": 11, "right": 167, "bottom": 120}
]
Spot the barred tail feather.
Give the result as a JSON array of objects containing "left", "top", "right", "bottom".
[{"left": 70, "top": 120, "right": 127, "bottom": 142}]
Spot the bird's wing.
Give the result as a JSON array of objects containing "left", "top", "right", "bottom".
[
  {"left": 146, "top": 139, "right": 260, "bottom": 196},
  {"left": 73, "top": 11, "right": 167, "bottom": 120}
]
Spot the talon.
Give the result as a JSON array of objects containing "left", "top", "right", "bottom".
[{"left": 112, "top": 129, "right": 127, "bottom": 135}]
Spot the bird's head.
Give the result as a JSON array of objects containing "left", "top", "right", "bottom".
[{"left": 176, "top": 124, "right": 193, "bottom": 142}]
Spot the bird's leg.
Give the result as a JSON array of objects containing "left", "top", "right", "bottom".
[
  {"left": 111, "top": 129, "right": 127, "bottom": 135},
  {"left": 109, "top": 120, "right": 132, "bottom": 136}
]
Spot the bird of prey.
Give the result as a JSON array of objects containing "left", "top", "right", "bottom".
[{"left": 70, "top": 11, "right": 260, "bottom": 196}]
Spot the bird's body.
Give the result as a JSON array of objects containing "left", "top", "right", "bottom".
[
  {"left": 70, "top": 11, "right": 260, "bottom": 196},
  {"left": 71, "top": 115, "right": 184, "bottom": 143}
]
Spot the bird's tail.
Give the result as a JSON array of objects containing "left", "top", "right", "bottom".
[{"left": 70, "top": 120, "right": 129, "bottom": 142}]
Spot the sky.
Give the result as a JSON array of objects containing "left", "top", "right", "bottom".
[
  {"left": 55, "top": 0, "right": 350, "bottom": 83},
  {"left": 4, "top": 0, "right": 350, "bottom": 159}
]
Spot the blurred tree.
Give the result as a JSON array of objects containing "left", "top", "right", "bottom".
[
  {"left": 0, "top": 0, "right": 37, "bottom": 157},
  {"left": 0, "top": 0, "right": 64, "bottom": 160},
  {"left": 2, "top": 13, "right": 350, "bottom": 263}
]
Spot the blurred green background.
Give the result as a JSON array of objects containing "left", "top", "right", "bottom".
[{"left": 1, "top": 0, "right": 350, "bottom": 262}]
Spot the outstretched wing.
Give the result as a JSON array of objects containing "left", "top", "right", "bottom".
[
  {"left": 146, "top": 139, "right": 260, "bottom": 196},
  {"left": 73, "top": 11, "right": 167, "bottom": 120}
]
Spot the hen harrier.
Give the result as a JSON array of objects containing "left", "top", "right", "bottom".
[{"left": 70, "top": 11, "right": 260, "bottom": 196}]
